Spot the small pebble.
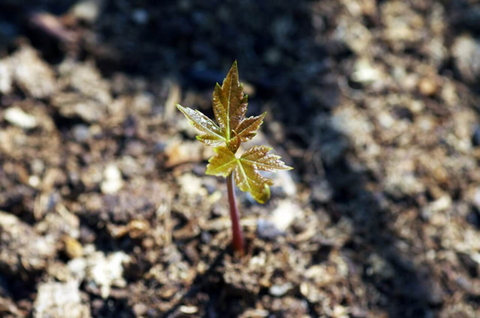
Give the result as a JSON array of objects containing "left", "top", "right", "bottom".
[
  {"left": 180, "top": 305, "right": 198, "bottom": 314},
  {"left": 101, "top": 164, "right": 123, "bottom": 194},
  {"left": 418, "top": 77, "right": 437, "bottom": 96},
  {"left": 63, "top": 236, "right": 84, "bottom": 259},
  {"left": 4, "top": 107, "right": 37, "bottom": 129},
  {"left": 269, "top": 283, "right": 293, "bottom": 297},
  {"left": 270, "top": 201, "right": 301, "bottom": 231},
  {"left": 256, "top": 219, "right": 284, "bottom": 240},
  {"left": 132, "top": 9, "right": 149, "bottom": 24},
  {"left": 311, "top": 180, "right": 333, "bottom": 203},
  {"left": 72, "top": 0, "right": 101, "bottom": 23},
  {"left": 133, "top": 303, "right": 148, "bottom": 316},
  {"left": 72, "top": 125, "right": 90, "bottom": 142}
]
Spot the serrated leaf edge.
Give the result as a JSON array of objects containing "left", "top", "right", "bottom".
[{"left": 176, "top": 103, "right": 226, "bottom": 142}]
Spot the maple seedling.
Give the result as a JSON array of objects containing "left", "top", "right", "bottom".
[{"left": 176, "top": 61, "right": 292, "bottom": 254}]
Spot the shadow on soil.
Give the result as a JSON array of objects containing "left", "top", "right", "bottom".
[{"left": 322, "top": 127, "right": 442, "bottom": 317}]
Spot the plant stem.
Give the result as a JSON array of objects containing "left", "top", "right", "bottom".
[{"left": 226, "top": 173, "right": 244, "bottom": 254}]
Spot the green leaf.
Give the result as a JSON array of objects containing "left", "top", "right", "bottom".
[
  {"left": 212, "top": 61, "right": 248, "bottom": 141},
  {"left": 205, "top": 146, "right": 237, "bottom": 177},
  {"left": 234, "top": 146, "right": 292, "bottom": 204},
  {"left": 205, "top": 145, "right": 291, "bottom": 203},
  {"left": 235, "top": 112, "right": 266, "bottom": 142},
  {"left": 176, "top": 103, "right": 225, "bottom": 147},
  {"left": 177, "top": 62, "right": 266, "bottom": 151},
  {"left": 240, "top": 145, "right": 293, "bottom": 172},
  {"left": 235, "top": 158, "right": 273, "bottom": 204},
  {"left": 177, "top": 61, "right": 294, "bottom": 204}
]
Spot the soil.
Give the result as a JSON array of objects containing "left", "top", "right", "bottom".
[{"left": 0, "top": 0, "right": 480, "bottom": 317}]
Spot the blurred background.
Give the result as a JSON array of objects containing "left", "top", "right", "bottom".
[{"left": 0, "top": 0, "right": 479, "bottom": 317}]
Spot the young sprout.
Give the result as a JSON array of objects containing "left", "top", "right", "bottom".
[{"left": 176, "top": 61, "right": 292, "bottom": 254}]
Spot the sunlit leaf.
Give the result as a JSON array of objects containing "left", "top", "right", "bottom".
[
  {"left": 236, "top": 112, "right": 266, "bottom": 142},
  {"left": 240, "top": 145, "right": 293, "bottom": 172},
  {"left": 177, "top": 61, "right": 293, "bottom": 205},
  {"left": 178, "top": 62, "right": 266, "bottom": 150},
  {"left": 205, "top": 146, "right": 237, "bottom": 177},
  {"left": 212, "top": 61, "right": 248, "bottom": 140},
  {"left": 176, "top": 103, "right": 225, "bottom": 147},
  {"left": 234, "top": 146, "right": 292, "bottom": 203},
  {"left": 235, "top": 158, "right": 273, "bottom": 204}
]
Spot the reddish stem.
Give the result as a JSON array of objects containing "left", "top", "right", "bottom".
[{"left": 226, "top": 173, "right": 244, "bottom": 254}]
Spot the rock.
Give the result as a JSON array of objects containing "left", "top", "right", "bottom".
[
  {"left": 132, "top": 9, "right": 149, "bottom": 25},
  {"left": 86, "top": 251, "right": 130, "bottom": 298},
  {"left": 300, "top": 281, "right": 323, "bottom": 303},
  {"left": 269, "top": 283, "right": 293, "bottom": 297},
  {"left": 351, "top": 58, "right": 383, "bottom": 84},
  {"left": 4, "top": 107, "right": 37, "bottom": 129},
  {"left": 100, "top": 164, "right": 123, "bottom": 194},
  {"left": 256, "top": 219, "right": 284, "bottom": 240},
  {"left": 418, "top": 77, "right": 437, "bottom": 96},
  {"left": 132, "top": 92, "right": 154, "bottom": 115},
  {"left": 51, "top": 93, "right": 107, "bottom": 123},
  {"left": 177, "top": 173, "right": 207, "bottom": 198},
  {"left": 173, "top": 221, "right": 200, "bottom": 240},
  {"left": 60, "top": 61, "right": 111, "bottom": 105},
  {"left": 383, "top": 150, "right": 425, "bottom": 197},
  {"left": 72, "top": 125, "right": 91, "bottom": 143},
  {"left": 164, "top": 139, "right": 206, "bottom": 168},
  {"left": 132, "top": 303, "right": 148, "bottom": 316},
  {"left": 0, "top": 211, "right": 56, "bottom": 276},
  {"left": 72, "top": 0, "right": 103, "bottom": 24},
  {"left": 274, "top": 170, "right": 297, "bottom": 197},
  {"left": 179, "top": 306, "right": 198, "bottom": 314},
  {"left": 311, "top": 180, "right": 333, "bottom": 203},
  {"left": 50, "top": 61, "right": 111, "bottom": 123},
  {"left": 10, "top": 45, "right": 56, "bottom": 98},
  {"left": 67, "top": 258, "right": 88, "bottom": 282},
  {"left": 63, "top": 236, "right": 84, "bottom": 259},
  {"left": 452, "top": 35, "right": 480, "bottom": 84},
  {"left": 423, "top": 195, "right": 452, "bottom": 214},
  {"left": 34, "top": 203, "right": 81, "bottom": 239},
  {"left": 269, "top": 201, "right": 302, "bottom": 231},
  {"left": 381, "top": 1, "right": 424, "bottom": 51},
  {"left": 33, "top": 281, "right": 91, "bottom": 318},
  {"left": 127, "top": 219, "right": 150, "bottom": 239},
  {"left": 470, "top": 253, "right": 480, "bottom": 265},
  {"left": 0, "top": 58, "right": 13, "bottom": 94}
]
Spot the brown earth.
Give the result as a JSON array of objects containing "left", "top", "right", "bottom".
[{"left": 0, "top": 0, "right": 479, "bottom": 317}]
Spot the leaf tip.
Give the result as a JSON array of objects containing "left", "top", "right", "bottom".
[
  {"left": 230, "top": 60, "right": 239, "bottom": 76},
  {"left": 255, "top": 184, "right": 271, "bottom": 204}
]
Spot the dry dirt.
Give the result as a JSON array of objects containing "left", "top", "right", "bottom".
[{"left": 0, "top": 0, "right": 480, "bottom": 317}]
